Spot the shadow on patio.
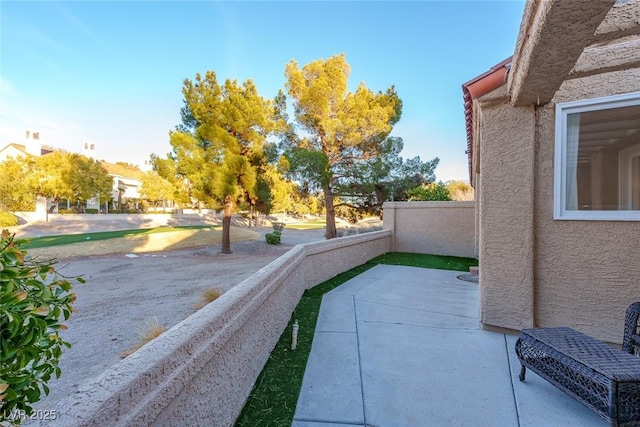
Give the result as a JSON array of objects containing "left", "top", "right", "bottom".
[{"left": 292, "top": 265, "right": 607, "bottom": 427}]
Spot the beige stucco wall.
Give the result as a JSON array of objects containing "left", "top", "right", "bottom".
[
  {"left": 475, "top": 86, "right": 537, "bottom": 332},
  {"left": 383, "top": 201, "right": 476, "bottom": 258},
  {"left": 45, "top": 231, "right": 391, "bottom": 427},
  {"left": 531, "top": 68, "right": 640, "bottom": 343},
  {"left": 476, "top": 67, "right": 640, "bottom": 343}
]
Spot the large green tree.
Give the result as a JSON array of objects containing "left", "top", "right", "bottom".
[
  {"left": 0, "top": 157, "right": 36, "bottom": 211},
  {"left": 77, "top": 157, "right": 113, "bottom": 209},
  {"left": 150, "top": 154, "right": 191, "bottom": 206},
  {"left": 168, "top": 72, "right": 275, "bottom": 253},
  {"left": 140, "top": 171, "right": 175, "bottom": 208},
  {"left": 284, "top": 53, "right": 402, "bottom": 238},
  {"left": 253, "top": 144, "right": 295, "bottom": 216},
  {"left": 332, "top": 136, "right": 440, "bottom": 216},
  {"left": 29, "top": 152, "right": 112, "bottom": 212}
]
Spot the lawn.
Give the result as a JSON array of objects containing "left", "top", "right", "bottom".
[
  {"left": 19, "top": 226, "right": 262, "bottom": 259},
  {"left": 234, "top": 252, "right": 478, "bottom": 426},
  {"left": 16, "top": 225, "right": 216, "bottom": 249},
  {"left": 282, "top": 223, "right": 325, "bottom": 230}
]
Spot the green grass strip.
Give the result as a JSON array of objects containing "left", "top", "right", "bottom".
[
  {"left": 281, "top": 224, "right": 325, "bottom": 230},
  {"left": 16, "top": 225, "right": 217, "bottom": 249},
  {"left": 234, "top": 252, "right": 478, "bottom": 426},
  {"left": 372, "top": 251, "right": 478, "bottom": 272}
]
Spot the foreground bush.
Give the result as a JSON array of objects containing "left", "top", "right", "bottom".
[
  {"left": 0, "top": 230, "right": 82, "bottom": 421},
  {"left": 0, "top": 212, "right": 18, "bottom": 227}
]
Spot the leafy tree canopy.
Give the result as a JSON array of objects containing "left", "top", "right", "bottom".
[
  {"left": 139, "top": 171, "right": 175, "bottom": 207},
  {"left": 284, "top": 53, "right": 402, "bottom": 238},
  {"left": 0, "top": 230, "right": 81, "bottom": 418},
  {"left": 0, "top": 157, "right": 36, "bottom": 211},
  {"left": 0, "top": 153, "right": 113, "bottom": 213},
  {"left": 150, "top": 154, "right": 191, "bottom": 206},
  {"left": 407, "top": 181, "right": 451, "bottom": 201},
  {"left": 332, "top": 136, "right": 440, "bottom": 216},
  {"left": 167, "top": 71, "right": 276, "bottom": 253}
]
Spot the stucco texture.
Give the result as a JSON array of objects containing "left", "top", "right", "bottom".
[
  {"left": 476, "top": 68, "right": 640, "bottom": 343},
  {"left": 383, "top": 201, "right": 475, "bottom": 258},
  {"left": 532, "top": 69, "right": 640, "bottom": 343},
  {"left": 476, "top": 93, "right": 537, "bottom": 332},
  {"left": 42, "top": 231, "right": 391, "bottom": 426}
]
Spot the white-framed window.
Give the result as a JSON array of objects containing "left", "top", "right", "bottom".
[{"left": 554, "top": 91, "right": 640, "bottom": 220}]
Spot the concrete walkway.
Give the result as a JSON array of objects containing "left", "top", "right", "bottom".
[{"left": 293, "top": 265, "right": 607, "bottom": 427}]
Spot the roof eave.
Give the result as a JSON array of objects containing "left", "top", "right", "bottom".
[{"left": 461, "top": 57, "right": 512, "bottom": 186}]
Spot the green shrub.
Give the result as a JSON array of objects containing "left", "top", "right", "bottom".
[
  {"left": 57, "top": 208, "right": 77, "bottom": 215},
  {"left": 265, "top": 230, "right": 282, "bottom": 245},
  {"left": 407, "top": 181, "right": 451, "bottom": 201},
  {"left": 0, "top": 230, "right": 82, "bottom": 419},
  {"left": 0, "top": 212, "right": 18, "bottom": 227},
  {"left": 84, "top": 209, "right": 99, "bottom": 215}
]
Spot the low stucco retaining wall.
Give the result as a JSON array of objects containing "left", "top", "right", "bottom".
[
  {"left": 383, "top": 201, "right": 476, "bottom": 258},
  {"left": 47, "top": 230, "right": 391, "bottom": 427}
]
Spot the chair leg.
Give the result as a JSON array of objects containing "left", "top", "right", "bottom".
[
  {"left": 519, "top": 365, "right": 526, "bottom": 382},
  {"left": 623, "top": 302, "right": 640, "bottom": 354}
]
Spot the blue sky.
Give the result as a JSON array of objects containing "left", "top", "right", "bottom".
[{"left": 0, "top": 1, "right": 525, "bottom": 182}]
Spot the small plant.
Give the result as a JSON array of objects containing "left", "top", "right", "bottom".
[
  {"left": 0, "top": 229, "right": 81, "bottom": 420},
  {"left": 194, "top": 287, "right": 223, "bottom": 310},
  {"left": 265, "top": 230, "right": 282, "bottom": 245},
  {"left": 0, "top": 212, "right": 18, "bottom": 227},
  {"left": 120, "top": 318, "right": 166, "bottom": 358},
  {"left": 57, "top": 208, "right": 77, "bottom": 215}
]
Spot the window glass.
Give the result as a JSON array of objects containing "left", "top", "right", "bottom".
[{"left": 555, "top": 93, "right": 640, "bottom": 220}]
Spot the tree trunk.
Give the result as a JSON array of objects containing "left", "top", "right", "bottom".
[
  {"left": 375, "top": 184, "right": 385, "bottom": 207},
  {"left": 323, "top": 186, "right": 337, "bottom": 239},
  {"left": 48, "top": 198, "right": 60, "bottom": 214},
  {"left": 221, "top": 196, "right": 234, "bottom": 254}
]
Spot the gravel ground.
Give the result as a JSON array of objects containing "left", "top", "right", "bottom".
[{"left": 12, "top": 218, "right": 326, "bottom": 416}]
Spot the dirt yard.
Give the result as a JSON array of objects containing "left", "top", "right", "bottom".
[{"left": 20, "top": 222, "right": 326, "bottom": 415}]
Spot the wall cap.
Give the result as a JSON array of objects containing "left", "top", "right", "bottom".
[{"left": 383, "top": 201, "right": 475, "bottom": 209}]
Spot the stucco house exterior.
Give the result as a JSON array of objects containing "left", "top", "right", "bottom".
[
  {"left": 463, "top": 0, "right": 640, "bottom": 343},
  {"left": 0, "top": 143, "right": 30, "bottom": 161},
  {"left": 0, "top": 137, "right": 146, "bottom": 212},
  {"left": 0, "top": 142, "right": 56, "bottom": 162},
  {"left": 98, "top": 161, "right": 145, "bottom": 210}
]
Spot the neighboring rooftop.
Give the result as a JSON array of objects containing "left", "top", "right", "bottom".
[{"left": 100, "top": 161, "right": 147, "bottom": 180}]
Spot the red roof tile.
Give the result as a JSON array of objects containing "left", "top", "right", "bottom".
[{"left": 462, "top": 57, "right": 512, "bottom": 186}]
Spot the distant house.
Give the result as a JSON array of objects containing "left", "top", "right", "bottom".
[
  {"left": 99, "top": 162, "right": 147, "bottom": 210},
  {"left": 0, "top": 130, "right": 60, "bottom": 162},
  {"left": 463, "top": 0, "right": 640, "bottom": 343},
  {"left": 0, "top": 143, "right": 28, "bottom": 161},
  {"left": 0, "top": 142, "right": 56, "bottom": 162},
  {"left": 0, "top": 134, "right": 150, "bottom": 212}
]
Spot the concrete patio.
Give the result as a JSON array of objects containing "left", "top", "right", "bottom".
[{"left": 293, "top": 265, "right": 608, "bottom": 427}]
